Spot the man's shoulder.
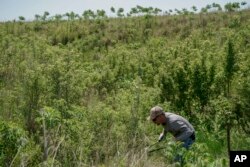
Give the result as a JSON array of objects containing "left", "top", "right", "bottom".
[
  {"left": 165, "top": 112, "right": 177, "bottom": 117},
  {"left": 165, "top": 112, "right": 186, "bottom": 123}
]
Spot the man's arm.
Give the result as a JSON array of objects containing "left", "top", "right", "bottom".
[{"left": 158, "top": 129, "right": 167, "bottom": 142}]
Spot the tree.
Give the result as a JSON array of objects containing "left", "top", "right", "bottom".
[
  {"left": 65, "top": 12, "right": 70, "bottom": 20},
  {"left": 110, "top": 6, "right": 115, "bottom": 14},
  {"left": 97, "top": 9, "right": 106, "bottom": 19},
  {"left": 241, "top": 1, "right": 247, "bottom": 6},
  {"left": 174, "top": 8, "right": 182, "bottom": 15},
  {"left": 69, "top": 11, "right": 77, "bottom": 20},
  {"left": 82, "top": 9, "right": 96, "bottom": 20},
  {"left": 136, "top": 5, "right": 144, "bottom": 14},
  {"left": 192, "top": 60, "right": 215, "bottom": 111},
  {"left": 64, "top": 11, "right": 79, "bottom": 21},
  {"left": 82, "top": 10, "right": 90, "bottom": 20},
  {"left": 232, "top": 2, "right": 240, "bottom": 10},
  {"left": 160, "top": 75, "right": 175, "bottom": 103},
  {"left": 217, "top": 4, "right": 222, "bottom": 11},
  {"left": 174, "top": 67, "right": 190, "bottom": 112},
  {"left": 54, "top": 14, "right": 62, "bottom": 21},
  {"left": 153, "top": 8, "right": 162, "bottom": 15},
  {"left": 201, "top": 7, "right": 208, "bottom": 13},
  {"left": 212, "top": 3, "right": 222, "bottom": 11},
  {"left": 34, "top": 14, "right": 41, "bottom": 21},
  {"left": 117, "top": 8, "right": 124, "bottom": 17},
  {"left": 164, "top": 11, "right": 169, "bottom": 15},
  {"left": 182, "top": 8, "right": 189, "bottom": 15},
  {"left": 224, "top": 39, "right": 237, "bottom": 157},
  {"left": 225, "top": 3, "right": 233, "bottom": 12},
  {"left": 206, "top": 4, "right": 212, "bottom": 11},
  {"left": 18, "top": 16, "right": 25, "bottom": 21},
  {"left": 42, "top": 11, "right": 50, "bottom": 21},
  {"left": 224, "top": 2, "right": 240, "bottom": 12},
  {"left": 224, "top": 39, "right": 236, "bottom": 97},
  {"left": 88, "top": 10, "right": 96, "bottom": 19},
  {"left": 191, "top": 6, "right": 197, "bottom": 13},
  {"left": 129, "top": 7, "right": 138, "bottom": 16}
]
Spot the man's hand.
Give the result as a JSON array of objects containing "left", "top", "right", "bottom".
[{"left": 158, "top": 132, "right": 165, "bottom": 142}]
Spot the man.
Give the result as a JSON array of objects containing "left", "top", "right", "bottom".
[{"left": 149, "top": 106, "right": 195, "bottom": 149}]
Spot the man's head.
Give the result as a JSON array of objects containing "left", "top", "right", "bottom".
[{"left": 149, "top": 106, "right": 166, "bottom": 125}]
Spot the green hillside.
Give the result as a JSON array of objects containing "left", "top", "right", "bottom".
[{"left": 1, "top": 4, "right": 250, "bottom": 167}]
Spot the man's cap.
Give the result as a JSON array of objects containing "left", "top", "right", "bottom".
[{"left": 148, "top": 106, "right": 164, "bottom": 121}]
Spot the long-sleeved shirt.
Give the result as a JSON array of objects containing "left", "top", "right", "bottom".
[{"left": 162, "top": 112, "right": 195, "bottom": 142}]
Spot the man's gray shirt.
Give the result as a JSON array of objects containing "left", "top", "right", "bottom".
[{"left": 162, "top": 112, "right": 195, "bottom": 142}]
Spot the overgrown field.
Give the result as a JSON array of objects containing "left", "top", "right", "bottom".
[{"left": 0, "top": 6, "right": 250, "bottom": 167}]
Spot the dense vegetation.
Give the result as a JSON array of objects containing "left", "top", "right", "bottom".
[{"left": 1, "top": 3, "right": 250, "bottom": 167}]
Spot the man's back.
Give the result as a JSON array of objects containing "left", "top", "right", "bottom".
[{"left": 163, "top": 112, "right": 195, "bottom": 141}]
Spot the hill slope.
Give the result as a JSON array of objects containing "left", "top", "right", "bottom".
[{"left": 0, "top": 9, "right": 250, "bottom": 166}]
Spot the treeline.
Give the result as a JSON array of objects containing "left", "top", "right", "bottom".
[
  {"left": 15, "top": 2, "right": 248, "bottom": 22},
  {"left": 0, "top": 2, "right": 250, "bottom": 167}
]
